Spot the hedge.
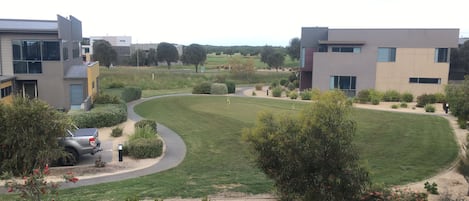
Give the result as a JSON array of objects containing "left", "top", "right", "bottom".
[
  {"left": 134, "top": 119, "right": 157, "bottom": 133},
  {"left": 192, "top": 82, "right": 212, "bottom": 94},
  {"left": 70, "top": 103, "right": 127, "bottom": 128},
  {"left": 225, "top": 81, "right": 236, "bottom": 94},
  {"left": 210, "top": 83, "right": 228, "bottom": 95},
  {"left": 126, "top": 138, "right": 163, "bottom": 159},
  {"left": 121, "top": 87, "right": 142, "bottom": 103}
]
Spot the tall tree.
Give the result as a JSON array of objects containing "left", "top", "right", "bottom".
[
  {"left": 287, "top": 37, "right": 301, "bottom": 61},
  {"left": 260, "top": 45, "right": 275, "bottom": 64},
  {"left": 129, "top": 49, "right": 147, "bottom": 66},
  {"left": 450, "top": 41, "right": 469, "bottom": 80},
  {"left": 156, "top": 42, "right": 179, "bottom": 69},
  {"left": 92, "top": 40, "right": 117, "bottom": 67},
  {"left": 147, "top": 48, "right": 158, "bottom": 66},
  {"left": 267, "top": 52, "right": 285, "bottom": 71},
  {"left": 181, "top": 44, "right": 206, "bottom": 73},
  {"left": 243, "top": 90, "right": 369, "bottom": 201},
  {"left": 0, "top": 97, "right": 70, "bottom": 175}
]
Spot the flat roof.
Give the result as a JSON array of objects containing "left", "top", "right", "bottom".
[
  {"left": 318, "top": 40, "right": 366, "bottom": 45},
  {"left": 0, "top": 75, "right": 15, "bottom": 82},
  {"left": 65, "top": 64, "right": 87, "bottom": 79},
  {"left": 0, "top": 19, "right": 57, "bottom": 33}
]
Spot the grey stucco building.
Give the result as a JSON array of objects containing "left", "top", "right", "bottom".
[{"left": 299, "top": 27, "right": 459, "bottom": 97}]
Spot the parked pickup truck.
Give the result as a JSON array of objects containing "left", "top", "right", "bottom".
[{"left": 58, "top": 125, "right": 102, "bottom": 165}]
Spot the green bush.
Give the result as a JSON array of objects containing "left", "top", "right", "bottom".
[
  {"left": 417, "top": 94, "right": 437, "bottom": 107},
  {"left": 357, "top": 89, "right": 370, "bottom": 103},
  {"left": 108, "top": 82, "right": 125, "bottom": 89},
  {"left": 225, "top": 81, "right": 236, "bottom": 94},
  {"left": 126, "top": 137, "right": 163, "bottom": 159},
  {"left": 391, "top": 104, "right": 399, "bottom": 109},
  {"left": 400, "top": 92, "right": 414, "bottom": 103},
  {"left": 382, "top": 90, "right": 401, "bottom": 102},
  {"left": 192, "top": 82, "right": 212, "bottom": 94},
  {"left": 255, "top": 84, "right": 263, "bottom": 91},
  {"left": 280, "top": 79, "right": 289, "bottom": 86},
  {"left": 290, "top": 92, "right": 298, "bottom": 99},
  {"left": 300, "top": 89, "right": 312, "bottom": 100},
  {"left": 287, "top": 82, "right": 295, "bottom": 91},
  {"left": 70, "top": 104, "right": 127, "bottom": 128},
  {"left": 134, "top": 119, "right": 157, "bottom": 133},
  {"left": 94, "top": 93, "right": 121, "bottom": 104},
  {"left": 252, "top": 91, "right": 256, "bottom": 96},
  {"left": 434, "top": 93, "right": 446, "bottom": 103},
  {"left": 425, "top": 104, "right": 436, "bottom": 113},
  {"left": 111, "top": 127, "right": 123, "bottom": 137},
  {"left": 130, "top": 126, "right": 157, "bottom": 142},
  {"left": 369, "top": 89, "right": 383, "bottom": 102},
  {"left": 400, "top": 102, "right": 408, "bottom": 108},
  {"left": 272, "top": 87, "right": 283, "bottom": 97},
  {"left": 458, "top": 118, "right": 467, "bottom": 129},
  {"left": 210, "top": 83, "right": 228, "bottom": 95},
  {"left": 293, "top": 80, "right": 299, "bottom": 88},
  {"left": 270, "top": 81, "right": 279, "bottom": 89},
  {"left": 121, "top": 87, "right": 142, "bottom": 103},
  {"left": 310, "top": 88, "right": 322, "bottom": 100},
  {"left": 371, "top": 98, "right": 380, "bottom": 105}
]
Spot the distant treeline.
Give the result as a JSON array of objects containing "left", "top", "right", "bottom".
[{"left": 204, "top": 45, "right": 286, "bottom": 56}]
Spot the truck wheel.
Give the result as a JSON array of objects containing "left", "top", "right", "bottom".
[{"left": 63, "top": 147, "right": 79, "bottom": 166}]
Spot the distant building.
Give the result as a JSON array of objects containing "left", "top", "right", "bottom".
[
  {"left": 0, "top": 15, "right": 99, "bottom": 110},
  {"left": 299, "top": 27, "right": 459, "bottom": 97},
  {"left": 86, "top": 36, "right": 132, "bottom": 65}
]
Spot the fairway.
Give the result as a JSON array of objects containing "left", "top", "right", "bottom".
[{"left": 52, "top": 95, "right": 457, "bottom": 200}]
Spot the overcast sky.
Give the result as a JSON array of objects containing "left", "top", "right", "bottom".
[{"left": 1, "top": 0, "right": 468, "bottom": 46}]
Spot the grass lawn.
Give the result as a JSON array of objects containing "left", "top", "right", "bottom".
[{"left": 7, "top": 96, "right": 457, "bottom": 200}]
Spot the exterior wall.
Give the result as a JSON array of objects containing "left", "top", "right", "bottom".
[
  {"left": 87, "top": 62, "right": 100, "bottom": 101},
  {"left": 63, "top": 78, "right": 87, "bottom": 109},
  {"left": 375, "top": 48, "right": 449, "bottom": 96},
  {"left": 312, "top": 51, "right": 377, "bottom": 92},
  {"left": 0, "top": 80, "right": 13, "bottom": 103},
  {"left": 302, "top": 28, "right": 458, "bottom": 96}
]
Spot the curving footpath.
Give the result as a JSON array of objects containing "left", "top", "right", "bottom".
[{"left": 0, "top": 95, "right": 188, "bottom": 192}]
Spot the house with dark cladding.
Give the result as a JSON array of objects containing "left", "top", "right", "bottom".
[
  {"left": 0, "top": 15, "right": 99, "bottom": 110},
  {"left": 299, "top": 27, "right": 459, "bottom": 97}
]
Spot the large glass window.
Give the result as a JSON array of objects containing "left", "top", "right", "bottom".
[
  {"left": 12, "top": 40, "right": 61, "bottom": 74},
  {"left": 1, "top": 86, "right": 13, "bottom": 98},
  {"left": 409, "top": 77, "right": 441, "bottom": 84},
  {"left": 377, "top": 47, "right": 396, "bottom": 62},
  {"left": 330, "top": 75, "right": 357, "bottom": 96},
  {"left": 435, "top": 48, "right": 448, "bottom": 63},
  {"left": 332, "top": 47, "right": 361, "bottom": 53},
  {"left": 42, "top": 41, "right": 60, "bottom": 61}
]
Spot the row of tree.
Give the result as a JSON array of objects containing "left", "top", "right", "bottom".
[{"left": 91, "top": 38, "right": 302, "bottom": 73}]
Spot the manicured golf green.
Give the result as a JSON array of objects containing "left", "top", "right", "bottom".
[{"left": 34, "top": 96, "right": 457, "bottom": 200}]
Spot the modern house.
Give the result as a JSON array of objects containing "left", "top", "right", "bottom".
[
  {"left": 86, "top": 36, "right": 132, "bottom": 65},
  {"left": 0, "top": 15, "right": 99, "bottom": 110},
  {"left": 299, "top": 27, "right": 459, "bottom": 97}
]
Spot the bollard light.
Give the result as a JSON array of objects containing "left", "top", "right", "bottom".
[{"left": 118, "top": 144, "right": 123, "bottom": 162}]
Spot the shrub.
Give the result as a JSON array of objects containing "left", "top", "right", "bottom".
[
  {"left": 111, "top": 127, "right": 123, "bottom": 137},
  {"left": 310, "top": 88, "right": 322, "bottom": 100},
  {"left": 401, "top": 92, "right": 414, "bottom": 103},
  {"left": 270, "top": 81, "right": 279, "bottom": 89},
  {"left": 425, "top": 104, "right": 436, "bottom": 113},
  {"left": 126, "top": 137, "right": 163, "bottom": 159},
  {"left": 130, "top": 126, "right": 157, "bottom": 142},
  {"left": 252, "top": 91, "right": 256, "bottom": 96},
  {"left": 225, "top": 81, "right": 236, "bottom": 94},
  {"left": 70, "top": 104, "right": 127, "bottom": 128},
  {"left": 280, "top": 79, "right": 289, "bottom": 86},
  {"left": 357, "top": 89, "right": 371, "bottom": 103},
  {"left": 417, "top": 94, "right": 437, "bottom": 107},
  {"left": 458, "top": 118, "right": 467, "bottom": 129},
  {"left": 94, "top": 93, "right": 121, "bottom": 104},
  {"left": 434, "top": 93, "right": 446, "bottom": 103},
  {"left": 293, "top": 80, "right": 299, "bottom": 88},
  {"left": 272, "top": 87, "right": 283, "bottom": 97},
  {"left": 391, "top": 104, "right": 399, "bottom": 109},
  {"left": 424, "top": 181, "right": 439, "bottom": 195},
  {"left": 287, "top": 82, "right": 296, "bottom": 91},
  {"left": 400, "top": 102, "right": 408, "bottom": 108},
  {"left": 210, "top": 83, "right": 228, "bottom": 95},
  {"left": 255, "top": 84, "right": 263, "bottom": 91},
  {"left": 371, "top": 98, "right": 380, "bottom": 105},
  {"left": 300, "top": 89, "right": 312, "bottom": 100},
  {"left": 134, "top": 119, "right": 157, "bottom": 133},
  {"left": 121, "top": 87, "right": 142, "bottom": 103},
  {"left": 192, "top": 82, "right": 212, "bottom": 94},
  {"left": 369, "top": 89, "right": 383, "bottom": 102},
  {"left": 290, "top": 92, "right": 298, "bottom": 99},
  {"left": 108, "top": 82, "right": 125, "bottom": 89},
  {"left": 382, "top": 90, "right": 401, "bottom": 102}
]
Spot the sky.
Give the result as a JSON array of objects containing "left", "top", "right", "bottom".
[{"left": 1, "top": 0, "right": 469, "bottom": 47}]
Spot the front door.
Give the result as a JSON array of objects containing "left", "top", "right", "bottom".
[
  {"left": 22, "top": 81, "right": 38, "bottom": 99},
  {"left": 70, "top": 84, "right": 83, "bottom": 110}
]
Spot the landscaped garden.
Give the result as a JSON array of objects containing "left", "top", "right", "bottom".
[{"left": 42, "top": 95, "right": 458, "bottom": 200}]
